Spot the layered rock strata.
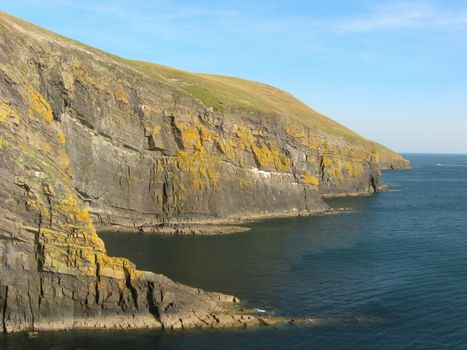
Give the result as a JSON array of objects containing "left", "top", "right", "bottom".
[{"left": 0, "top": 11, "right": 409, "bottom": 333}]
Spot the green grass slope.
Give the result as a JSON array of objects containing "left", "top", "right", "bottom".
[{"left": 0, "top": 10, "right": 406, "bottom": 165}]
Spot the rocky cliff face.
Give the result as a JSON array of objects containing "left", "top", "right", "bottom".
[{"left": 0, "top": 12, "right": 409, "bottom": 333}]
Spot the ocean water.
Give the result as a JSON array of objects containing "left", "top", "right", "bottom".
[{"left": 2, "top": 154, "right": 467, "bottom": 349}]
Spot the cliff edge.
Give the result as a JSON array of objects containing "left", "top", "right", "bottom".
[{"left": 0, "top": 11, "right": 409, "bottom": 333}]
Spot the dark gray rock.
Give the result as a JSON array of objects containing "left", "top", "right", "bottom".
[{"left": 0, "top": 11, "right": 409, "bottom": 333}]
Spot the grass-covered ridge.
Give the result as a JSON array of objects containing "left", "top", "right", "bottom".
[
  {"left": 127, "top": 60, "right": 365, "bottom": 143},
  {"left": 0, "top": 10, "right": 403, "bottom": 161},
  {"left": 125, "top": 62, "right": 402, "bottom": 162}
]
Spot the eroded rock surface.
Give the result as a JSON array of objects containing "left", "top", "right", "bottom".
[{"left": 0, "top": 11, "right": 409, "bottom": 333}]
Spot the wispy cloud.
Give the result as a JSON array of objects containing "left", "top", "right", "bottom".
[
  {"left": 244, "top": 1, "right": 467, "bottom": 37},
  {"left": 56, "top": 0, "right": 239, "bottom": 24},
  {"left": 28, "top": 0, "right": 467, "bottom": 40},
  {"left": 10, "top": 0, "right": 467, "bottom": 35},
  {"left": 48, "top": 0, "right": 242, "bottom": 43},
  {"left": 329, "top": 1, "right": 467, "bottom": 33},
  {"left": 11, "top": 0, "right": 467, "bottom": 62}
]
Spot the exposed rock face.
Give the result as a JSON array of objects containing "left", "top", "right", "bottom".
[
  {"left": 0, "top": 12, "right": 409, "bottom": 333},
  {"left": 0, "top": 42, "right": 276, "bottom": 333}
]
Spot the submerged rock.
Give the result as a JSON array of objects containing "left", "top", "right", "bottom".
[{"left": 0, "top": 10, "right": 409, "bottom": 333}]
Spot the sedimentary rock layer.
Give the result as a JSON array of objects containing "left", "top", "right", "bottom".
[{"left": 0, "top": 11, "right": 409, "bottom": 333}]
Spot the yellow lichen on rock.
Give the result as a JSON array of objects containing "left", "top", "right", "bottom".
[
  {"left": 58, "top": 152, "right": 71, "bottom": 172},
  {"left": 216, "top": 138, "right": 243, "bottom": 165},
  {"left": 69, "top": 62, "right": 107, "bottom": 91},
  {"left": 114, "top": 79, "right": 129, "bottom": 104},
  {"left": 57, "top": 196, "right": 95, "bottom": 234},
  {"left": 175, "top": 151, "right": 220, "bottom": 190},
  {"left": 285, "top": 124, "right": 306, "bottom": 143},
  {"left": 58, "top": 131, "right": 66, "bottom": 144},
  {"left": 147, "top": 124, "right": 165, "bottom": 150},
  {"left": 32, "top": 193, "right": 128, "bottom": 278},
  {"left": 198, "top": 124, "right": 214, "bottom": 143},
  {"left": 251, "top": 143, "right": 291, "bottom": 172},
  {"left": 303, "top": 171, "right": 319, "bottom": 186},
  {"left": 152, "top": 124, "right": 161, "bottom": 135},
  {"left": 61, "top": 65, "right": 76, "bottom": 92},
  {"left": 28, "top": 89, "right": 54, "bottom": 123},
  {"left": 175, "top": 122, "right": 204, "bottom": 152},
  {"left": 0, "top": 100, "right": 19, "bottom": 124},
  {"left": 96, "top": 254, "right": 130, "bottom": 279},
  {"left": 343, "top": 160, "right": 363, "bottom": 178},
  {"left": 320, "top": 154, "right": 346, "bottom": 182},
  {"left": 42, "top": 243, "right": 96, "bottom": 276},
  {"left": 235, "top": 127, "right": 255, "bottom": 150}
]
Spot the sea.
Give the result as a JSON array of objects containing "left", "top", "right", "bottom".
[{"left": 2, "top": 154, "right": 467, "bottom": 349}]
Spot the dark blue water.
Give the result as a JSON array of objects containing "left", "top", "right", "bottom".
[{"left": 2, "top": 154, "right": 467, "bottom": 349}]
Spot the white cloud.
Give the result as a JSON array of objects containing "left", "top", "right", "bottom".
[
  {"left": 330, "top": 1, "right": 467, "bottom": 33},
  {"left": 10, "top": 0, "right": 467, "bottom": 35}
]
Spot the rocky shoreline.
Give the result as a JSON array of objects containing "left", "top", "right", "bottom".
[
  {"left": 0, "top": 11, "right": 409, "bottom": 334},
  {"left": 95, "top": 206, "right": 358, "bottom": 235}
]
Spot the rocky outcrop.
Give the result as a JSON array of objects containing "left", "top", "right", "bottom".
[
  {"left": 0, "top": 11, "right": 409, "bottom": 333},
  {"left": 0, "top": 56, "right": 284, "bottom": 333}
]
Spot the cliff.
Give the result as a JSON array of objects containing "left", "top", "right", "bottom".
[{"left": 0, "top": 11, "right": 409, "bottom": 333}]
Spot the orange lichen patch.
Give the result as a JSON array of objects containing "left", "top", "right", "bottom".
[
  {"left": 61, "top": 65, "right": 76, "bottom": 92},
  {"left": 320, "top": 154, "right": 346, "bottom": 182},
  {"left": 198, "top": 124, "right": 215, "bottom": 143},
  {"left": 33, "top": 192, "right": 118, "bottom": 277},
  {"left": 216, "top": 138, "right": 245, "bottom": 165},
  {"left": 306, "top": 135, "right": 325, "bottom": 151},
  {"left": 226, "top": 125, "right": 292, "bottom": 172},
  {"left": 58, "top": 150, "right": 71, "bottom": 166},
  {"left": 251, "top": 143, "right": 291, "bottom": 172},
  {"left": 37, "top": 225, "right": 100, "bottom": 275},
  {"left": 127, "top": 265, "right": 144, "bottom": 280},
  {"left": 38, "top": 221, "right": 135, "bottom": 278},
  {"left": 152, "top": 124, "right": 161, "bottom": 135},
  {"left": 69, "top": 63, "right": 87, "bottom": 80},
  {"left": 285, "top": 124, "right": 306, "bottom": 143},
  {"left": 96, "top": 254, "right": 130, "bottom": 279},
  {"left": 114, "top": 79, "right": 129, "bottom": 104},
  {"left": 28, "top": 89, "right": 54, "bottom": 123},
  {"left": 320, "top": 154, "right": 333, "bottom": 168},
  {"left": 235, "top": 127, "right": 255, "bottom": 149},
  {"left": 35, "top": 207, "right": 135, "bottom": 276},
  {"left": 147, "top": 124, "right": 165, "bottom": 150},
  {"left": 69, "top": 63, "right": 107, "bottom": 91},
  {"left": 57, "top": 196, "right": 95, "bottom": 233},
  {"left": 4, "top": 81, "right": 148, "bottom": 283},
  {"left": 343, "top": 160, "right": 364, "bottom": 178},
  {"left": 175, "top": 151, "right": 220, "bottom": 190},
  {"left": 175, "top": 122, "right": 203, "bottom": 152},
  {"left": 41, "top": 244, "right": 95, "bottom": 276},
  {"left": 318, "top": 145, "right": 373, "bottom": 182},
  {"left": 58, "top": 131, "right": 66, "bottom": 144},
  {"left": 176, "top": 150, "right": 189, "bottom": 158},
  {"left": 302, "top": 171, "right": 319, "bottom": 186},
  {"left": 321, "top": 154, "right": 363, "bottom": 183},
  {"left": 284, "top": 123, "right": 327, "bottom": 151},
  {"left": 0, "top": 100, "right": 19, "bottom": 124}
]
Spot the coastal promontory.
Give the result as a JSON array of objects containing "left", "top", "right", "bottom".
[{"left": 0, "top": 11, "right": 409, "bottom": 333}]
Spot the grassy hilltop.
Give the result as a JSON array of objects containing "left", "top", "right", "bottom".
[{"left": 0, "top": 10, "right": 403, "bottom": 165}]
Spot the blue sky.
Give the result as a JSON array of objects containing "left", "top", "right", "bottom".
[{"left": 2, "top": 0, "right": 466, "bottom": 153}]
